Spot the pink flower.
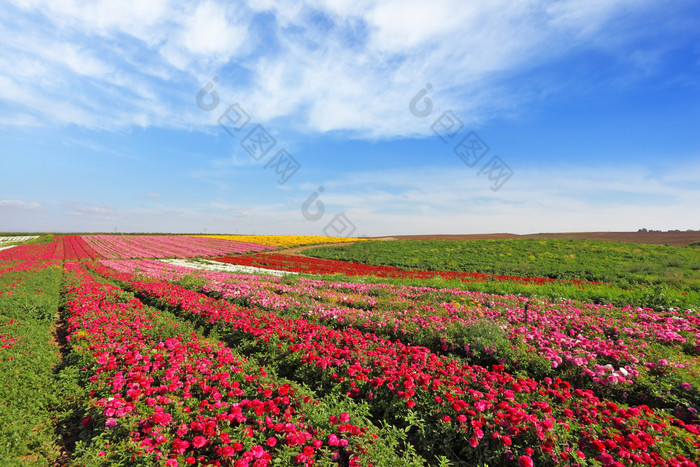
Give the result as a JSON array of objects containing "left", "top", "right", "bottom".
[
  {"left": 192, "top": 436, "right": 207, "bottom": 449},
  {"left": 172, "top": 438, "right": 189, "bottom": 453},
  {"left": 266, "top": 437, "right": 277, "bottom": 447},
  {"left": 519, "top": 455, "right": 534, "bottom": 467},
  {"left": 250, "top": 445, "right": 264, "bottom": 458}
]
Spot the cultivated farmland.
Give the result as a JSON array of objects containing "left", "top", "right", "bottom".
[{"left": 0, "top": 234, "right": 698, "bottom": 466}]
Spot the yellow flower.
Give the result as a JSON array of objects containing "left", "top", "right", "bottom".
[{"left": 195, "top": 235, "right": 366, "bottom": 249}]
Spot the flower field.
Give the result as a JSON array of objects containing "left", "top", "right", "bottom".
[
  {"left": 211, "top": 253, "right": 599, "bottom": 286},
  {"left": 0, "top": 234, "right": 699, "bottom": 466},
  {"left": 199, "top": 235, "right": 365, "bottom": 249},
  {"left": 59, "top": 262, "right": 413, "bottom": 466},
  {"left": 0, "top": 235, "right": 275, "bottom": 261},
  {"left": 85, "top": 260, "right": 700, "bottom": 465},
  {"left": 97, "top": 259, "right": 700, "bottom": 418},
  {"left": 0, "top": 235, "right": 39, "bottom": 251},
  {"left": 83, "top": 235, "right": 275, "bottom": 259},
  {"left": 0, "top": 235, "right": 101, "bottom": 261}
]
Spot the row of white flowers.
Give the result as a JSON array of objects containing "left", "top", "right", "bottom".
[{"left": 0, "top": 235, "right": 39, "bottom": 246}]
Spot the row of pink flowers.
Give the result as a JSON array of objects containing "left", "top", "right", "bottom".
[
  {"left": 81, "top": 235, "right": 276, "bottom": 259},
  {"left": 90, "top": 260, "right": 700, "bottom": 466},
  {"left": 63, "top": 261, "right": 387, "bottom": 466}
]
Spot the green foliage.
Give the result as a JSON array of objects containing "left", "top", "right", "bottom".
[
  {"left": 307, "top": 238, "right": 700, "bottom": 286},
  {"left": 173, "top": 274, "right": 208, "bottom": 291},
  {"left": 305, "top": 239, "right": 700, "bottom": 310},
  {"left": 0, "top": 264, "right": 72, "bottom": 465}
]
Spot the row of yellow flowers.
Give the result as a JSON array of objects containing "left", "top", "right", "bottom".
[{"left": 196, "top": 235, "right": 367, "bottom": 249}]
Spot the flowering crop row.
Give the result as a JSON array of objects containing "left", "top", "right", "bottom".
[
  {"left": 82, "top": 235, "right": 275, "bottom": 259},
  {"left": 0, "top": 235, "right": 39, "bottom": 246},
  {"left": 0, "top": 259, "right": 52, "bottom": 278},
  {"left": 99, "top": 259, "right": 700, "bottom": 413},
  {"left": 63, "top": 235, "right": 102, "bottom": 259},
  {"left": 163, "top": 259, "right": 298, "bottom": 277},
  {"left": 89, "top": 261, "right": 700, "bottom": 466},
  {"left": 199, "top": 236, "right": 365, "bottom": 249},
  {"left": 0, "top": 236, "right": 101, "bottom": 261},
  {"left": 0, "top": 257, "right": 60, "bottom": 293},
  {"left": 62, "top": 262, "right": 416, "bottom": 466},
  {"left": 212, "top": 253, "right": 599, "bottom": 287},
  {"left": 0, "top": 237, "right": 63, "bottom": 261}
]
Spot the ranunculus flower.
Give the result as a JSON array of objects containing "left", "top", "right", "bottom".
[
  {"left": 328, "top": 434, "right": 339, "bottom": 446},
  {"left": 192, "top": 436, "right": 207, "bottom": 449}
]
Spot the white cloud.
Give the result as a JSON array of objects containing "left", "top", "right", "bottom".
[
  {"left": 183, "top": 1, "right": 248, "bottom": 58},
  {"left": 4, "top": 163, "right": 696, "bottom": 235},
  {"left": 66, "top": 203, "right": 119, "bottom": 219},
  {"left": 0, "top": 0, "right": 687, "bottom": 135},
  {"left": 0, "top": 162, "right": 700, "bottom": 236},
  {"left": 0, "top": 200, "right": 42, "bottom": 211}
]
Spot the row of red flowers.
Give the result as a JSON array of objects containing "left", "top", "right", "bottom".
[
  {"left": 0, "top": 236, "right": 101, "bottom": 261},
  {"left": 212, "top": 254, "right": 601, "bottom": 287},
  {"left": 0, "top": 235, "right": 274, "bottom": 261},
  {"left": 89, "top": 261, "right": 700, "bottom": 466},
  {"left": 62, "top": 262, "right": 409, "bottom": 466}
]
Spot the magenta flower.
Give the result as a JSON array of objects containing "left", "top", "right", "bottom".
[{"left": 192, "top": 436, "right": 207, "bottom": 449}]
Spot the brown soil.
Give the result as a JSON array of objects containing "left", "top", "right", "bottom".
[{"left": 52, "top": 318, "right": 78, "bottom": 467}]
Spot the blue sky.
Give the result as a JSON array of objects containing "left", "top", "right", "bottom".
[{"left": 1, "top": 0, "right": 699, "bottom": 236}]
